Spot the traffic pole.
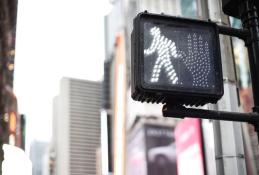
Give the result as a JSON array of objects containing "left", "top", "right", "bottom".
[
  {"left": 239, "top": 0, "right": 259, "bottom": 140},
  {"left": 207, "top": 0, "right": 247, "bottom": 174}
]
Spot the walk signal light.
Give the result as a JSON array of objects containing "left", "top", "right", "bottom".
[{"left": 131, "top": 12, "right": 223, "bottom": 106}]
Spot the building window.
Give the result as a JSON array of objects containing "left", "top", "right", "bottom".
[{"left": 180, "top": 0, "right": 197, "bottom": 18}]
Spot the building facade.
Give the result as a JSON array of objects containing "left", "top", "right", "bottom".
[
  {"left": 30, "top": 140, "right": 49, "bottom": 175},
  {"left": 53, "top": 78, "right": 102, "bottom": 175},
  {"left": 0, "top": 1, "right": 21, "bottom": 173}
]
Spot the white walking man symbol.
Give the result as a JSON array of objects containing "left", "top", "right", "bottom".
[
  {"left": 144, "top": 26, "right": 211, "bottom": 87},
  {"left": 144, "top": 26, "right": 180, "bottom": 84}
]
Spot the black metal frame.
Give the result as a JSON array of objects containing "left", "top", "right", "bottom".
[
  {"left": 131, "top": 12, "right": 223, "bottom": 106},
  {"left": 163, "top": 105, "right": 259, "bottom": 123},
  {"left": 163, "top": 0, "right": 259, "bottom": 139}
]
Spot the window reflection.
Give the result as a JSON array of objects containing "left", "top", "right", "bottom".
[{"left": 180, "top": 0, "right": 197, "bottom": 18}]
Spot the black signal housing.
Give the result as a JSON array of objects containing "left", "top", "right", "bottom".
[{"left": 131, "top": 12, "right": 223, "bottom": 106}]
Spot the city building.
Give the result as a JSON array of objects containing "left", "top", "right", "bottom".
[
  {"left": 0, "top": 0, "right": 21, "bottom": 172},
  {"left": 52, "top": 77, "right": 102, "bottom": 175},
  {"left": 30, "top": 140, "right": 49, "bottom": 175}
]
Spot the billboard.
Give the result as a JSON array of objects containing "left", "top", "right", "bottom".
[
  {"left": 127, "top": 127, "right": 147, "bottom": 175},
  {"left": 175, "top": 118, "right": 205, "bottom": 175},
  {"left": 145, "top": 124, "right": 177, "bottom": 175},
  {"left": 127, "top": 119, "right": 177, "bottom": 175}
]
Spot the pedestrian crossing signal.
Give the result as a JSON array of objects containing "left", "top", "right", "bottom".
[{"left": 131, "top": 12, "right": 223, "bottom": 106}]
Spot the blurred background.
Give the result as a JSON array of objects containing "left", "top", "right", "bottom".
[{"left": 0, "top": 0, "right": 258, "bottom": 175}]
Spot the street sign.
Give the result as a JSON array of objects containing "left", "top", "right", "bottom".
[{"left": 131, "top": 12, "right": 223, "bottom": 106}]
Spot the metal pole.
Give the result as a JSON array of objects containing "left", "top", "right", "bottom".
[
  {"left": 240, "top": 0, "right": 259, "bottom": 106},
  {"left": 207, "top": 0, "right": 247, "bottom": 174},
  {"left": 163, "top": 105, "right": 259, "bottom": 123},
  {"left": 217, "top": 25, "right": 249, "bottom": 40},
  {"left": 239, "top": 0, "right": 259, "bottom": 136}
]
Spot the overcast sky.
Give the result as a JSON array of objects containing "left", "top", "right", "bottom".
[{"left": 14, "top": 0, "right": 110, "bottom": 151}]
